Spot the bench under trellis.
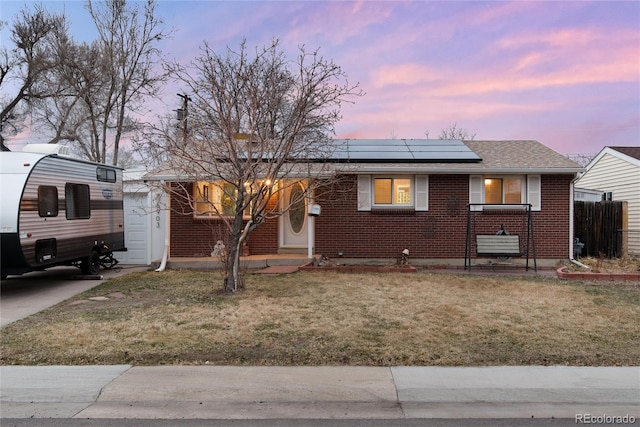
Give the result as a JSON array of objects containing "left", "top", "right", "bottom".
[{"left": 465, "top": 204, "right": 537, "bottom": 271}]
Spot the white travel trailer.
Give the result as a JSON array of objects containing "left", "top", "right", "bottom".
[{"left": 0, "top": 145, "right": 126, "bottom": 279}]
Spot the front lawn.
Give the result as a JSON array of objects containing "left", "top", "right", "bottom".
[{"left": 1, "top": 270, "right": 638, "bottom": 366}]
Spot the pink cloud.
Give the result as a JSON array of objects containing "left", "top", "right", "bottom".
[
  {"left": 282, "top": 1, "right": 395, "bottom": 47},
  {"left": 370, "top": 63, "right": 440, "bottom": 88},
  {"left": 496, "top": 28, "right": 599, "bottom": 50},
  {"left": 496, "top": 26, "right": 638, "bottom": 76},
  {"left": 430, "top": 28, "right": 638, "bottom": 97},
  {"left": 460, "top": 1, "right": 542, "bottom": 27}
]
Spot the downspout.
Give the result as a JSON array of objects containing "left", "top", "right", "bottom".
[
  {"left": 307, "top": 214, "right": 314, "bottom": 259},
  {"left": 307, "top": 195, "right": 314, "bottom": 259},
  {"left": 569, "top": 177, "right": 590, "bottom": 270},
  {"left": 155, "top": 235, "right": 169, "bottom": 272},
  {"left": 156, "top": 181, "right": 169, "bottom": 272}
]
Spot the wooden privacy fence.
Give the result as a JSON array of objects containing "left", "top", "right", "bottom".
[{"left": 574, "top": 201, "right": 628, "bottom": 258}]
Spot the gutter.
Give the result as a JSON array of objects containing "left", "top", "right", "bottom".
[
  {"left": 341, "top": 166, "right": 584, "bottom": 175},
  {"left": 143, "top": 165, "right": 585, "bottom": 181}
]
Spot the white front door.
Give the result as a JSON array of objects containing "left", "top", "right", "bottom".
[{"left": 279, "top": 181, "right": 309, "bottom": 250}]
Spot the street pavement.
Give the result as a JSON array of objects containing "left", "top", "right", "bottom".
[{"left": 1, "top": 365, "right": 638, "bottom": 420}]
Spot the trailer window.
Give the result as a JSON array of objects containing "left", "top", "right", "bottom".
[
  {"left": 38, "top": 186, "right": 58, "bottom": 217},
  {"left": 97, "top": 167, "right": 117, "bottom": 183},
  {"left": 65, "top": 183, "right": 91, "bottom": 219}
]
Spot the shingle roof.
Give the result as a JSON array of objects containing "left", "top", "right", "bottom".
[
  {"left": 610, "top": 146, "right": 640, "bottom": 161},
  {"left": 339, "top": 140, "right": 582, "bottom": 174},
  {"left": 464, "top": 140, "right": 582, "bottom": 170},
  {"left": 144, "top": 139, "right": 583, "bottom": 180}
]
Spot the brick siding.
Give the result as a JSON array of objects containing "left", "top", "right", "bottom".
[{"left": 169, "top": 175, "right": 573, "bottom": 260}]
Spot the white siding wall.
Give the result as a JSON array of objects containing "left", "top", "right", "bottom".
[
  {"left": 575, "top": 153, "right": 640, "bottom": 256},
  {"left": 119, "top": 183, "right": 168, "bottom": 265}
]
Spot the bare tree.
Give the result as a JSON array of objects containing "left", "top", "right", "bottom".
[
  {"left": 28, "top": 0, "right": 168, "bottom": 165},
  {"left": 425, "top": 123, "right": 476, "bottom": 140},
  {"left": 1, "top": 1, "right": 168, "bottom": 165},
  {"left": 566, "top": 153, "right": 595, "bottom": 167},
  {"left": 0, "top": 6, "right": 67, "bottom": 149},
  {"left": 32, "top": 40, "right": 108, "bottom": 154},
  {"left": 84, "top": 0, "right": 168, "bottom": 165},
  {"left": 148, "top": 39, "right": 361, "bottom": 291}
]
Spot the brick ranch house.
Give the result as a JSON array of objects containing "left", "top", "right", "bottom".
[{"left": 150, "top": 139, "right": 583, "bottom": 268}]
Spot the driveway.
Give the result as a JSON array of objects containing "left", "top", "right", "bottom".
[{"left": 1, "top": 265, "right": 148, "bottom": 328}]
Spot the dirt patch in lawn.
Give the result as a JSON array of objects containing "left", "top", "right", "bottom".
[{"left": 1, "top": 270, "right": 638, "bottom": 366}]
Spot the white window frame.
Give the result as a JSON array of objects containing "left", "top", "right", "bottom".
[
  {"left": 469, "top": 175, "right": 541, "bottom": 211},
  {"left": 357, "top": 175, "right": 429, "bottom": 211},
  {"left": 483, "top": 176, "right": 525, "bottom": 204}
]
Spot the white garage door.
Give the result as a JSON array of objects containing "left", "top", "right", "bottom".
[{"left": 119, "top": 192, "right": 150, "bottom": 265}]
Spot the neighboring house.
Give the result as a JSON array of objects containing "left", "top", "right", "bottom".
[
  {"left": 150, "top": 140, "right": 583, "bottom": 267},
  {"left": 574, "top": 187, "right": 603, "bottom": 202},
  {"left": 574, "top": 146, "right": 640, "bottom": 256}
]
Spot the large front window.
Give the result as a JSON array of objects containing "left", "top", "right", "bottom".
[
  {"left": 373, "top": 177, "right": 412, "bottom": 206},
  {"left": 194, "top": 181, "right": 240, "bottom": 217}
]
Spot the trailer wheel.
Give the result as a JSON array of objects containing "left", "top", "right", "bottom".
[{"left": 82, "top": 250, "right": 101, "bottom": 275}]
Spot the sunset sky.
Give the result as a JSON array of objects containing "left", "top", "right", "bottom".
[{"left": 2, "top": 0, "right": 639, "bottom": 156}]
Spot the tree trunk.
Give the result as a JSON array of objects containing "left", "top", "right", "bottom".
[
  {"left": 223, "top": 212, "right": 254, "bottom": 292},
  {"left": 223, "top": 210, "right": 247, "bottom": 292},
  {"left": 224, "top": 233, "right": 241, "bottom": 292}
]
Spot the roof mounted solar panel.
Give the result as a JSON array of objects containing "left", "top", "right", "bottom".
[{"left": 325, "top": 139, "right": 482, "bottom": 163}]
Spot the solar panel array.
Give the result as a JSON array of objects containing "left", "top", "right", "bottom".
[{"left": 325, "top": 139, "right": 482, "bottom": 163}]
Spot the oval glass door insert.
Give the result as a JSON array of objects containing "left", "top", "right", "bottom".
[{"left": 288, "top": 183, "right": 306, "bottom": 234}]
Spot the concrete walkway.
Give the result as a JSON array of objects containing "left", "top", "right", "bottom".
[{"left": 1, "top": 366, "right": 638, "bottom": 420}]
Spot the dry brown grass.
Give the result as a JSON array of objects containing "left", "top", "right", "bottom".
[
  {"left": 569, "top": 255, "right": 640, "bottom": 273},
  {"left": 1, "top": 270, "right": 638, "bottom": 366}
]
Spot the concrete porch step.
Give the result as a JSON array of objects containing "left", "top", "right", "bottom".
[{"left": 166, "top": 255, "right": 313, "bottom": 271}]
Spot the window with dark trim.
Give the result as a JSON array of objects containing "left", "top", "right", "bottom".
[
  {"left": 194, "top": 180, "right": 254, "bottom": 218},
  {"left": 97, "top": 167, "right": 117, "bottom": 183},
  {"left": 38, "top": 185, "right": 58, "bottom": 217},
  {"left": 65, "top": 183, "right": 91, "bottom": 219}
]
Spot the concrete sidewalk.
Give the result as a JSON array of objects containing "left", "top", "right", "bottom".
[{"left": 1, "top": 366, "right": 638, "bottom": 420}]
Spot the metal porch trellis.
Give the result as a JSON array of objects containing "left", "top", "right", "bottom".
[{"left": 465, "top": 204, "right": 537, "bottom": 271}]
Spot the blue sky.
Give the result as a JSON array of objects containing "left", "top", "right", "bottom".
[{"left": 1, "top": 0, "right": 639, "bottom": 155}]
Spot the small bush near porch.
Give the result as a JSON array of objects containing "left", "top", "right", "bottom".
[{"left": 1, "top": 271, "right": 638, "bottom": 366}]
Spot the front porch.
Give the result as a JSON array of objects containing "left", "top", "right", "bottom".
[
  {"left": 165, "top": 254, "right": 313, "bottom": 271},
  {"left": 160, "top": 254, "right": 558, "bottom": 278}
]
